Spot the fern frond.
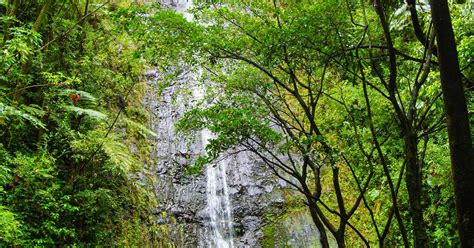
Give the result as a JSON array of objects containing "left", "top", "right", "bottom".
[
  {"left": 102, "top": 139, "right": 140, "bottom": 175},
  {"left": 21, "top": 104, "right": 46, "bottom": 118},
  {"left": 0, "top": 103, "right": 46, "bottom": 129},
  {"left": 58, "top": 89, "right": 99, "bottom": 108},
  {"left": 63, "top": 106, "right": 107, "bottom": 120},
  {"left": 122, "top": 117, "right": 157, "bottom": 138}
]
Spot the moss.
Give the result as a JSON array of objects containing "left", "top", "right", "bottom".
[
  {"left": 260, "top": 185, "right": 324, "bottom": 247},
  {"left": 262, "top": 224, "right": 276, "bottom": 247}
]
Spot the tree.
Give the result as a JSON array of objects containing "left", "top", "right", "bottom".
[
  {"left": 170, "top": 0, "right": 431, "bottom": 246},
  {"left": 429, "top": 0, "right": 474, "bottom": 246}
]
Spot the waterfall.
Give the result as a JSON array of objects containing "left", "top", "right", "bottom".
[
  {"left": 156, "top": 1, "right": 236, "bottom": 246},
  {"left": 201, "top": 130, "right": 235, "bottom": 248},
  {"left": 149, "top": 1, "right": 324, "bottom": 247},
  {"left": 194, "top": 79, "right": 234, "bottom": 247}
]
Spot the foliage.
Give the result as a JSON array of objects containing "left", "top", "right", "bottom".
[
  {"left": 0, "top": 0, "right": 470, "bottom": 246},
  {"left": 0, "top": 0, "right": 160, "bottom": 246},
  {"left": 122, "top": 0, "right": 471, "bottom": 246}
]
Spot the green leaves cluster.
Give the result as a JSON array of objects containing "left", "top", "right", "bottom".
[{"left": 0, "top": 1, "right": 161, "bottom": 246}]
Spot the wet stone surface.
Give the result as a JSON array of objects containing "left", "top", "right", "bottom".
[{"left": 144, "top": 69, "right": 292, "bottom": 247}]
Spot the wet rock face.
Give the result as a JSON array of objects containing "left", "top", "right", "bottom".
[
  {"left": 144, "top": 2, "right": 321, "bottom": 247},
  {"left": 143, "top": 69, "right": 205, "bottom": 247},
  {"left": 144, "top": 69, "right": 288, "bottom": 247}
]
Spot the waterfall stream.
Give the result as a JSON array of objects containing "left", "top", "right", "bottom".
[
  {"left": 201, "top": 130, "right": 235, "bottom": 248},
  {"left": 160, "top": 1, "right": 236, "bottom": 246},
  {"left": 192, "top": 74, "right": 235, "bottom": 247}
]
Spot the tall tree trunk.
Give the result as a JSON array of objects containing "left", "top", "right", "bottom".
[
  {"left": 374, "top": 0, "right": 430, "bottom": 245},
  {"left": 429, "top": 0, "right": 474, "bottom": 246},
  {"left": 75, "top": 0, "right": 89, "bottom": 55},
  {"left": 404, "top": 129, "right": 428, "bottom": 247},
  {"left": 33, "top": 0, "right": 53, "bottom": 32}
]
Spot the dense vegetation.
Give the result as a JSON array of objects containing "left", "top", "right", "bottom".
[
  {"left": 1, "top": 0, "right": 472, "bottom": 247},
  {"left": 0, "top": 0, "right": 160, "bottom": 246}
]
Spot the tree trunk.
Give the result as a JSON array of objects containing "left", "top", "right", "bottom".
[
  {"left": 307, "top": 197, "right": 330, "bottom": 248},
  {"left": 429, "top": 0, "right": 474, "bottom": 246},
  {"left": 33, "top": 0, "right": 54, "bottom": 32},
  {"left": 404, "top": 129, "right": 428, "bottom": 247},
  {"left": 334, "top": 228, "right": 346, "bottom": 248}
]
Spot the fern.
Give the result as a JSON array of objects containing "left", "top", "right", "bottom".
[
  {"left": 102, "top": 139, "right": 140, "bottom": 175},
  {"left": 122, "top": 117, "right": 157, "bottom": 138},
  {"left": 58, "top": 89, "right": 99, "bottom": 108},
  {"left": 0, "top": 103, "right": 46, "bottom": 129},
  {"left": 63, "top": 106, "right": 107, "bottom": 120},
  {"left": 21, "top": 104, "right": 46, "bottom": 118}
]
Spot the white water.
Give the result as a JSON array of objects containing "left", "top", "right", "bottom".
[
  {"left": 201, "top": 130, "right": 235, "bottom": 248},
  {"left": 159, "top": 1, "right": 235, "bottom": 246}
]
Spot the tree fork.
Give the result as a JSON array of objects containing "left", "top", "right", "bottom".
[{"left": 373, "top": 0, "right": 430, "bottom": 245}]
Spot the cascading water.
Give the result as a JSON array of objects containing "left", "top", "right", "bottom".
[
  {"left": 162, "top": 1, "right": 236, "bottom": 246},
  {"left": 149, "top": 1, "right": 321, "bottom": 247},
  {"left": 201, "top": 130, "right": 235, "bottom": 248},
  {"left": 193, "top": 80, "right": 234, "bottom": 247}
]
